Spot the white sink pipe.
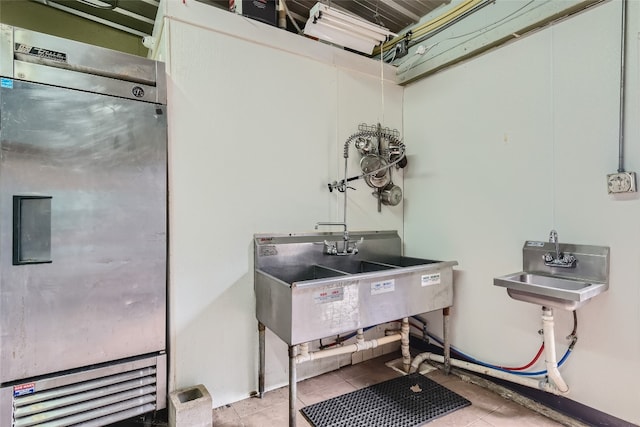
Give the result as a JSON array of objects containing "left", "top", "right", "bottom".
[
  {"left": 295, "top": 318, "right": 411, "bottom": 367},
  {"left": 541, "top": 307, "right": 569, "bottom": 393},
  {"left": 410, "top": 307, "right": 570, "bottom": 395},
  {"left": 401, "top": 318, "right": 411, "bottom": 372}
]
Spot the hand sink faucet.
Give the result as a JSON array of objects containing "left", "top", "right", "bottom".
[{"left": 543, "top": 229, "right": 576, "bottom": 268}]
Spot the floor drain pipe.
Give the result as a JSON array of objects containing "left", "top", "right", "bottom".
[
  {"left": 542, "top": 307, "right": 569, "bottom": 393},
  {"left": 409, "top": 353, "right": 565, "bottom": 395}
]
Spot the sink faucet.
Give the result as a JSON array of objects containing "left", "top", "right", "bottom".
[
  {"left": 543, "top": 229, "right": 576, "bottom": 268},
  {"left": 315, "top": 222, "right": 361, "bottom": 255},
  {"left": 315, "top": 222, "right": 348, "bottom": 242}
]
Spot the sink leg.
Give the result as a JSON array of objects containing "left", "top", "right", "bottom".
[
  {"left": 258, "top": 322, "right": 266, "bottom": 398},
  {"left": 443, "top": 307, "right": 451, "bottom": 375},
  {"left": 289, "top": 345, "right": 297, "bottom": 427}
]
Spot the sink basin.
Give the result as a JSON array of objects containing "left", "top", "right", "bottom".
[
  {"left": 254, "top": 231, "right": 458, "bottom": 345},
  {"left": 494, "top": 272, "right": 607, "bottom": 310},
  {"left": 259, "top": 264, "right": 348, "bottom": 284},
  {"left": 494, "top": 240, "right": 610, "bottom": 310},
  {"left": 317, "top": 256, "right": 439, "bottom": 275}
]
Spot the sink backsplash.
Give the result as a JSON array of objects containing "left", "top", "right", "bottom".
[{"left": 522, "top": 241, "right": 610, "bottom": 286}]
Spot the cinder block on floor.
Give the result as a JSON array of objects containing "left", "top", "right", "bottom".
[{"left": 168, "top": 384, "right": 212, "bottom": 427}]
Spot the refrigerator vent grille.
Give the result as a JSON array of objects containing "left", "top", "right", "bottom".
[{"left": 12, "top": 367, "right": 158, "bottom": 427}]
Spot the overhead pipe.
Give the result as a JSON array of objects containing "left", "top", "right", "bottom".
[
  {"left": 281, "top": 0, "right": 303, "bottom": 34},
  {"left": 374, "top": 0, "right": 484, "bottom": 55}
]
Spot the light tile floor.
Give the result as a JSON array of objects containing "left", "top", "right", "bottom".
[{"left": 212, "top": 352, "right": 566, "bottom": 427}]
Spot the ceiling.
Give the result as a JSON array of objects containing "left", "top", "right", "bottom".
[
  {"left": 276, "top": 0, "right": 451, "bottom": 35},
  {"left": 31, "top": 0, "right": 159, "bottom": 38},
  {"left": 32, "top": 0, "right": 450, "bottom": 43}
]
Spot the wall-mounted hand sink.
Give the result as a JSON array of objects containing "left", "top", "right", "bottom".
[
  {"left": 494, "top": 272, "right": 607, "bottom": 311},
  {"left": 494, "top": 238, "right": 610, "bottom": 310}
]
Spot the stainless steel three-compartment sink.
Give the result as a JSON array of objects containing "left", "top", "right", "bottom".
[
  {"left": 254, "top": 230, "right": 458, "bottom": 427},
  {"left": 254, "top": 230, "right": 458, "bottom": 345}
]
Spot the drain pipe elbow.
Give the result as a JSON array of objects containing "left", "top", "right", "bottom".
[
  {"left": 542, "top": 307, "right": 570, "bottom": 394},
  {"left": 409, "top": 352, "right": 432, "bottom": 373}
]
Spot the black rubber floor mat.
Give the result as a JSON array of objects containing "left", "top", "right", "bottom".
[{"left": 301, "top": 373, "right": 471, "bottom": 427}]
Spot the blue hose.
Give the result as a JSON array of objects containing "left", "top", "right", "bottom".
[{"left": 411, "top": 316, "right": 572, "bottom": 377}]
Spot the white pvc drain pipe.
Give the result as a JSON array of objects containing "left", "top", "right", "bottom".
[{"left": 410, "top": 307, "right": 570, "bottom": 395}]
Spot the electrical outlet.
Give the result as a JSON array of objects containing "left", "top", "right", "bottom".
[{"left": 607, "top": 171, "right": 637, "bottom": 194}]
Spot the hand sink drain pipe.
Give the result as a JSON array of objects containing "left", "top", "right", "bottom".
[
  {"left": 541, "top": 307, "right": 569, "bottom": 393},
  {"left": 409, "top": 307, "right": 570, "bottom": 395}
]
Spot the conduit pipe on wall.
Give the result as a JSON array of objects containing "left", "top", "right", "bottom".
[
  {"left": 410, "top": 307, "right": 570, "bottom": 395},
  {"left": 616, "top": 0, "right": 628, "bottom": 173}
]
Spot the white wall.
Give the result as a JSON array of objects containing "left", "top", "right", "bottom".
[
  {"left": 158, "top": 1, "right": 403, "bottom": 407},
  {"left": 403, "top": 1, "right": 640, "bottom": 424}
]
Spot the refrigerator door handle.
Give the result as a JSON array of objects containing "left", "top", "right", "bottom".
[{"left": 13, "top": 195, "right": 52, "bottom": 265}]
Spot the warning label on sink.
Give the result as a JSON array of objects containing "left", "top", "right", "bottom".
[
  {"left": 313, "top": 287, "right": 344, "bottom": 304},
  {"left": 371, "top": 279, "right": 395, "bottom": 295},
  {"left": 421, "top": 273, "right": 441, "bottom": 286}
]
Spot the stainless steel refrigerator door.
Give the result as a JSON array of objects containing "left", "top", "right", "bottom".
[{"left": 0, "top": 80, "right": 167, "bottom": 383}]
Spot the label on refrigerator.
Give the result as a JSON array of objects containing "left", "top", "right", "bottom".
[
  {"left": 13, "top": 382, "right": 35, "bottom": 397},
  {"left": 14, "top": 43, "right": 68, "bottom": 63}
]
